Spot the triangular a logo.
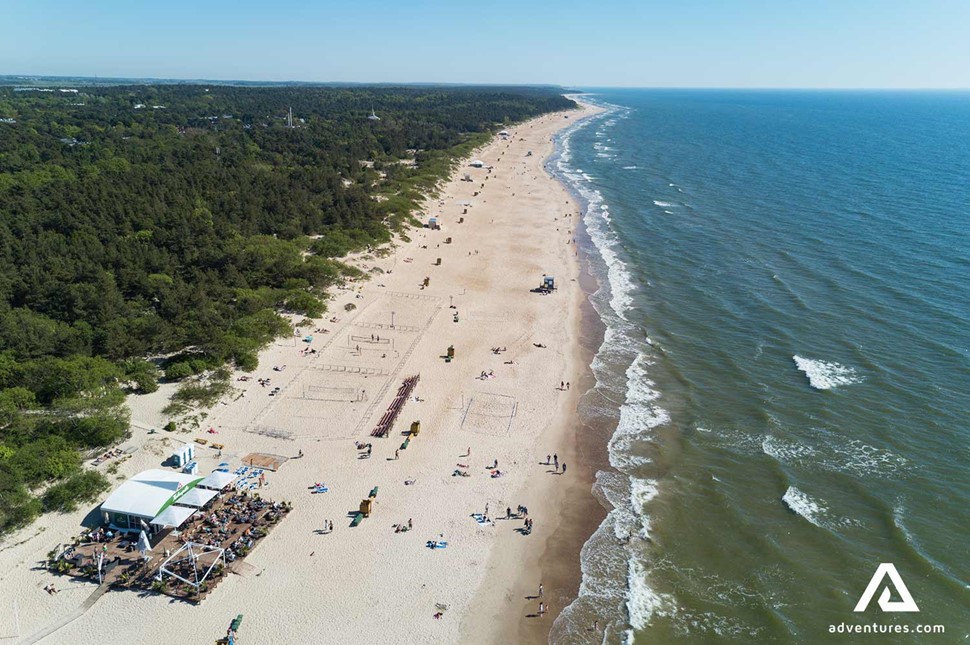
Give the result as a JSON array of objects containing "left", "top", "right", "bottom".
[{"left": 854, "top": 563, "right": 919, "bottom": 612}]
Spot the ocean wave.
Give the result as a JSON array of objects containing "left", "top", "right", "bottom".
[
  {"left": 781, "top": 486, "right": 826, "bottom": 527},
  {"left": 782, "top": 486, "right": 858, "bottom": 529},
  {"left": 622, "top": 165, "right": 637, "bottom": 170},
  {"left": 757, "top": 430, "right": 909, "bottom": 479},
  {"left": 609, "top": 354, "right": 668, "bottom": 472},
  {"left": 836, "top": 439, "right": 909, "bottom": 478},
  {"left": 762, "top": 435, "right": 816, "bottom": 462},
  {"left": 627, "top": 558, "right": 676, "bottom": 630},
  {"left": 653, "top": 200, "right": 676, "bottom": 208},
  {"left": 631, "top": 478, "right": 658, "bottom": 538},
  {"left": 792, "top": 355, "right": 862, "bottom": 389},
  {"left": 581, "top": 188, "right": 635, "bottom": 317}
]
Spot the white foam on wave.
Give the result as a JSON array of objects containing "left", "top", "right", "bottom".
[
  {"left": 782, "top": 486, "right": 826, "bottom": 527},
  {"left": 622, "top": 165, "right": 637, "bottom": 170},
  {"left": 631, "top": 478, "right": 658, "bottom": 538},
  {"left": 580, "top": 184, "right": 635, "bottom": 317},
  {"left": 609, "top": 354, "right": 668, "bottom": 472},
  {"left": 553, "top": 99, "right": 673, "bottom": 637},
  {"left": 663, "top": 210, "right": 674, "bottom": 215},
  {"left": 653, "top": 200, "right": 676, "bottom": 208},
  {"left": 837, "top": 439, "right": 908, "bottom": 478},
  {"left": 793, "top": 355, "right": 862, "bottom": 390},
  {"left": 762, "top": 435, "right": 816, "bottom": 462},
  {"left": 782, "top": 486, "right": 859, "bottom": 529},
  {"left": 757, "top": 430, "right": 908, "bottom": 479},
  {"left": 627, "top": 558, "right": 676, "bottom": 630}
]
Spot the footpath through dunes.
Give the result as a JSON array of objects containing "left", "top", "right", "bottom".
[{"left": 1, "top": 103, "right": 601, "bottom": 645}]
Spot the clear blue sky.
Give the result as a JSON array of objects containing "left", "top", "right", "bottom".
[{"left": 2, "top": 0, "right": 969, "bottom": 88}]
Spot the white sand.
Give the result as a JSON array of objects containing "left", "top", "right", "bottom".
[{"left": 0, "top": 102, "right": 602, "bottom": 645}]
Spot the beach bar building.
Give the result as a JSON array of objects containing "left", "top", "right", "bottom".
[{"left": 100, "top": 469, "right": 216, "bottom": 532}]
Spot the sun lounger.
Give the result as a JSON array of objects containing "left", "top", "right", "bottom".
[
  {"left": 369, "top": 486, "right": 379, "bottom": 499},
  {"left": 350, "top": 512, "right": 364, "bottom": 527}
]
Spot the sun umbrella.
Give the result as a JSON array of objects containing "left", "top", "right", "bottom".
[{"left": 137, "top": 530, "right": 152, "bottom": 557}]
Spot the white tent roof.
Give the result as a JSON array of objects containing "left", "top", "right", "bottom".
[
  {"left": 198, "top": 470, "right": 238, "bottom": 490},
  {"left": 176, "top": 486, "right": 219, "bottom": 508},
  {"left": 469, "top": 159, "right": 484, "bottom": 167},
  {"left": 100, "top": 469, "right": 203, "bottom": 520},
  {"left": 151, "top": 505, "right": 196, "bottom": 528}
]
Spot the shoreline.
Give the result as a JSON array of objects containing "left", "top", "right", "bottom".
[
  {"left": 0, "top": 101, "right": 606, "bottom": 645},
  {"left": 461, "top": 101, "right": 615, "bottom": 645}
]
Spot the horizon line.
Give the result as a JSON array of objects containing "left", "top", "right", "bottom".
[{"left": 1, "top": 73, "right": 968, "bottom": 92}]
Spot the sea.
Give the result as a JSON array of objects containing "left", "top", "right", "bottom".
[{"left": 547, "top": 90, "right": 969, "bottom": 644}]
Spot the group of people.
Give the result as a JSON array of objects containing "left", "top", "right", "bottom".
[
  {"left": 180, "top": 494, "right": 282, "bottom": 550},
  {"left": 545, "top": 453, "right": 567, "bottom": 474}
]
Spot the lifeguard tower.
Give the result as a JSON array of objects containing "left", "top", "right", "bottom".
[{"left": 533, "top": 275, "right": 556, "bottom": 294}]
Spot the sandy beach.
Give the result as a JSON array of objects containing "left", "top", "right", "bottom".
[{"left": 0, "top": 101, "right": 603, "bottom": 645}]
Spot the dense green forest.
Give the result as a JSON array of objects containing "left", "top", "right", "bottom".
[{"left": 0, "top": 84, "right": 575, "bottom": 533}]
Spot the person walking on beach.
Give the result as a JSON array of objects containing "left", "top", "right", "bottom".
[
  {"left": 506, "top": 507, "right": 511, "bottom": 519},
  {"left": 566, "top": 382, "right": 570, "bottom": 390},
  {"left": 553, "top": 454, "right": 558, "bottom": 471},
  {"left": 538, "top": 582, "right": 544, "bottom": 598},
  {"left": 329, "top": 520, "right": 333, "bottom": 532},
  {"left": 538, "top": 601, "right": 545, "bottom": 615},
  {"left": 546, "top": 454, "right": 551, "bottom": 465},
  {"left": 562, "top": 462, "right": 567, "bottom": 475}
]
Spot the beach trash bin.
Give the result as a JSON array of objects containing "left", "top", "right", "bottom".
[
  {"left": 447, "top": 345, "right": 455, "bottom": 359},
  {"left": 410, "top": 421, "right": 421, "bottom": 436}
]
